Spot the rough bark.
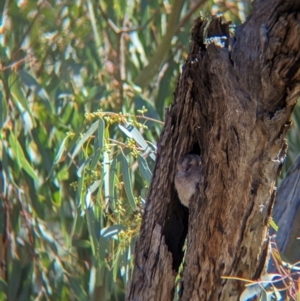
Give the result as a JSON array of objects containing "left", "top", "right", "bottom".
[{"left": 126, "top": 1, "right": 300, "bottom": 300}]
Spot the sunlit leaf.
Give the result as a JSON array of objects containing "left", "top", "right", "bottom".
[
  {"left": 53, "top": 135, "right": 69, "bottom": 164},
  {"left": 109, "top": 156, "right": 118, "bottom": 208},
  {"left": 100, "top": 224, "right": 124, "bottom": 238},
  {"left": 119, "top": 123, "right": 155, "bottom": 161},
  {"left": 76, "top": 160, "right": 85, "bottom": 208},
  {"left": 269, "top": 218, "right": 278, "bottom": 232},
  {"left": 72, "top": 120, "right": 99, "bottom": 159},
  {"left": 89, "top": 180, "right": 101, "bottom": 194},
  {"left": 103, "top": 150, "right": 110, "bottom": 206}
]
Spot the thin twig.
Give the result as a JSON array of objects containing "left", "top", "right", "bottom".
[{"left": 175, "top": 0, "right": 207, "bottom": 35}]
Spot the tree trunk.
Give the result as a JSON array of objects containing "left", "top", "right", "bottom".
[{"left": 126, "top": 1, "right": 300, "bottom": 300}]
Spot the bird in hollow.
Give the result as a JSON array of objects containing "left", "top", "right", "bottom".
[{"left": 174, "top": 154, "right": 201, "bottom": 208}]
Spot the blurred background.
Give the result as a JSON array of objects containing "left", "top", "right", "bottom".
[{"left": 0, "top": 0, "right": 299, "bottom": 300}]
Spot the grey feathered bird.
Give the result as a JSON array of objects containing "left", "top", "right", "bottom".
[{"left": 175, "top": 154, "right": 201, "bottom": 207}]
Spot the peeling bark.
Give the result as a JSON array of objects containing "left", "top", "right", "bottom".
[{"left": 126, "top": 1, "right": 300, "bottom": 300}]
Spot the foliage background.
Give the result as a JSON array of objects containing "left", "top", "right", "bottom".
[{"left": 0, "top": 0, "right": 299, "bottom": 300}]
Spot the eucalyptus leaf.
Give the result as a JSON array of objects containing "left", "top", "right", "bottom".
[
  {"left": 120, "top": 152, "right": 136, "bottom": 210},
  {"left": 89, "top": 118, "right": 105, "bottom": 169},
  {"left": 76, "top": 163, "right": 85, "bottom": 208},
  {"left": 95, "top": 117, "right": 105, "bottom": 150},
  {"left": 109, "top": 156, "right": 118, "bottom": 208},
  {"left": 90, "top": 148, "right": 102, "bottom": 170},
  {"left": 0, "top": 91, "right": 7, "bottom": 129},
  {"left": 18, "top": 70, "right": 52, "bottom": 113},
  {"left": 53, "top": 135, "right": 69, "bottom": 164},
  {"left": 72, "top": 120, "right": 99, "bottom": 159},
  {"left": 119, "top": 123, "right": 156, "bottom": 161},
  {"left": 100, "top": 224, "right": 124, "bottom": 238},
  {"left": 0, "top": 279, "right": 7, "bottom": 298},
  {"left": 137, "top": 154, "right": 152, "bottom": 183},
  {"left": 86, "top": 206, "right": 99, "bottom": 256},
  {"left": 8, "top": 73, "right": 36, "bottom": 126},
  {"left": 1, "top": 143, "right": 19, "bottom": 189},
  {"left": 8, "top": 260, "right": 21, "bottom": 301},
  {"left": 8, "top": 131, "right": 38, "bottom": 181},
  {"left": 72, "top": 239, "right": 91, "bottom": 248},
  {"left": 103, "top": 150, "right": 110, "bottom": 206},
  {"left": 89, "top": 180, "right": 101, "bottom": 194},
  {"left": 67, "top": 276, "right": 88, "bottom": 300}
]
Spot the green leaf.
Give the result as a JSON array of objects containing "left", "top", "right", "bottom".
[
  {"left": 8, "top": 72, "right": 36, "bottom": 126},
  {"left": 72, "top": 239, "right": 91, "bottom": 248},
  {"left": 72, "top": 120, "right": 99, "bottom": 159},
  {"left": 18, "top": 70, "right": 52, "bottom": 113},
  {"left": 0, "top": 153, "right": 7, "bottom": 196},
  {"left": 0, "top": 279, "right": 7, "bottom": 299},
  {"left": 98, "top": 235, "right": 109, "bottom": 268},
  {"left": 31, "top": 127, "right": 52, "bottom": 173},
  {"left": 41, "top": 270, "right": 53, "bottom": 295},
  {"left": 103, "top": 150, "right": 110, "bottom": 207},
  {"left": 269, "top": 218, "right": 278, "bottom": 232},
  {"left": 0, "top": 91, "right": 7, "bottom": 129},
  {"left": 77, "top": 155, "right": 92, "bottom": 177},
  {"left": 86, "top": 209, "right": 98, "bottom": 256},
  {"left": 53, "top": 135, "right": 69, "bottom": 164},
  {"left": 120, "top": 152, "right": 136, "bottom": 210},
  {"left": 93, "top": 122, "right": 104, "bottom": 143},
  {"left": 76, "top": 162, "right": 85, "bottom": 208},
  {"left": 113, "top": 247, "right": 121, "bottom": 282},
  {"left": 119, "top": 123, "right": 156, "bottom": 161},
  {"left": 8, "top": 131, "right": 38, "bottom": 181},
  {"left": 100, "top": 225, "right": 124, "bottom": 238},
  {"left": 53, "top": 260, "right": 64, "bottom": 296},
  {"left": 89, "top": 118, "right": 105, "bottom": 169},
  {"left": 130, "top": 32, "right": 148, "bottom": 66},
  {"left": 89, "top": 148, "right": 101, "bottom": 170},
  {"left": 88, "top": 180, "right": 101, "bottom": 194},
  {"left": 109, "top": 156, "right": 118, "bottom": 208},
  {"left": 1, "top": 143, "right": 18, "bottom": 189},
  {"left": 67, "top": 276, "right": 88, "bottom": 300},
  {"left": 36, "top": 222, "right": 57, "bottom": 253},
  {"left": 137, "top": 155, "right": 152, "bottom": 184},
  {"left": 8, "top": 260, "right": 21, "bottom": 301}
]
